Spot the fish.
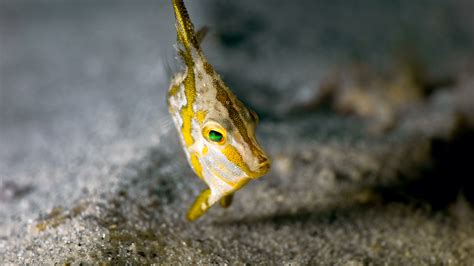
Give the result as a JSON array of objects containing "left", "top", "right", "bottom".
[{"left": 167, "top": 0, "right": 271, "bottom": 221}]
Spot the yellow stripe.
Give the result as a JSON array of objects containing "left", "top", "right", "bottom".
[
  {"left": 190, "top": 152, "right": 203, "bottom": 180},
  {"left": 180, "top": 70, "right": 196, "bottom": 147},
  {"left": 222, "top": 144, "right": 253, "bottom": 176},
  {"left": 172, "top": 1, "right": 199, "bottom": 148},
  {"left": 196, "top": 110, "right": 207, "bottom": 124}
]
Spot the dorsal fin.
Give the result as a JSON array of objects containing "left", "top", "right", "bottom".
[
  {"left": 172, "top": 0, "right": 200, "bottom": 61},
  {"left": 196, "top": 26, "right": 209, "bottom": 45}
]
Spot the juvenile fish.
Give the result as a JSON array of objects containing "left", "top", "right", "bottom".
[{"left": 167, "top": 0, "right": 271, "bottom": 221}]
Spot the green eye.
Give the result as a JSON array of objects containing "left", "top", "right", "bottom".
[{"left": 208, "top": 130, "right": 223, "bottom": 142}]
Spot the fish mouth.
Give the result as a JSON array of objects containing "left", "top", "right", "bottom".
[
  {"left": 259, "top": 161, "right": 271, "bottom": 173},
  {"left": 248, "top": 160, "right": 271, "bottom": 179}
]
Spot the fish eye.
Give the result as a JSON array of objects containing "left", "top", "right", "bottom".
[
  {"left": 208, "top": 130, "right": 223, "bottom": 142},
  {"left": 202, "top": 122, "right": 226, "bottom": 145}
]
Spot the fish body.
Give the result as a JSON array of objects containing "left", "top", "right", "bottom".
[{"left": 167, "top": 0, "right": 270, "bottom": 221}]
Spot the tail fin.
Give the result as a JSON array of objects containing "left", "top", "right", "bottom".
[{"left": 172, "top": 0, "right": 200, "bottom": 58}]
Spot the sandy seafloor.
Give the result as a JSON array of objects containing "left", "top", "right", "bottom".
[{"left": 1, "top": 0, "right": 474, "bottom": 264}]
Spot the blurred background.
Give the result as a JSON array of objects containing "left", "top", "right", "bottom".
[{"left": 1, "top": 0, "right": 474, "bottom": 264}]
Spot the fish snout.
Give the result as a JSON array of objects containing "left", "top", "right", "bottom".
[{"left": 256, "top": 156, "right": 271, "bottom": 175}]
